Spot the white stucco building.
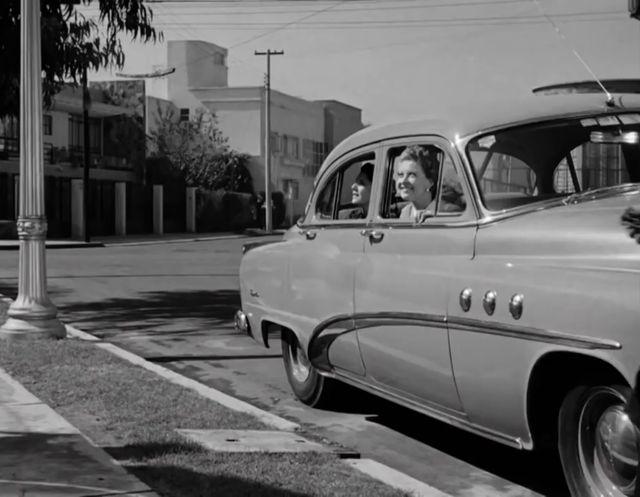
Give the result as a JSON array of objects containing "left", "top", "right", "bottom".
[{"left": 146, "top": 40, "right": 364, "bottom": 219}]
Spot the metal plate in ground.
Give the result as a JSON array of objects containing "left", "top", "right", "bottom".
[{"left": 177, "top": 429, "right": 332, "bottom": 453}]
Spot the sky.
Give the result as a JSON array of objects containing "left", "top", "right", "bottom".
[{"left": 86, "top": 0, "right": 640, "bottom": 125}]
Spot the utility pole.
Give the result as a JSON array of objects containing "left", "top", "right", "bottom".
[
  {"left": 254, "top": 49, "right": 283, "bottom": 233},
  {"left": 81, "top": 66, "right": 91, "bottom": 243}
]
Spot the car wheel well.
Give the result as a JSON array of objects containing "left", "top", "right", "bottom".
[
  {"left": 261, "top": 321, "right": 297, "bottom": 349},
  {"left": 527, "top": 352, "right": 627, "bottom": 450}
]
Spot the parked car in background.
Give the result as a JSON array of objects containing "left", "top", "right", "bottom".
[{"left": 236, "top": 93, "right": 640, "bottom": 497}]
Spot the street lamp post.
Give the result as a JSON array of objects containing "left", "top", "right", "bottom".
[{"left": 0, "top": 0, "right": 65, "bottom": 338}]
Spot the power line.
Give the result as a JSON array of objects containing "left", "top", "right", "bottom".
[
  {"left": 228, "top": 0, "right": 346, "bottom": 49},
  {"left": 153, "top": 10, "right": 622, "bottom": 25},
  {"left": 131, "top": 0, "right": 532, "bottom": 15}
]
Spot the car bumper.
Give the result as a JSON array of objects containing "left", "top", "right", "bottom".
[{"left": 234, "top": 309, "right": 252, "bottom": 338}]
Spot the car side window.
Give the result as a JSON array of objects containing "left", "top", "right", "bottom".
[
  {"left": 312, "top": 153, "right": 375, "bottom": 222},
  {"left": 381, "top": 144, "right": 467, "bottom": 221}
]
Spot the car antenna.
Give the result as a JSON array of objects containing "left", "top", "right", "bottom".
[{"left": 531, "top": 0, "right": 615, "bottom": 108}]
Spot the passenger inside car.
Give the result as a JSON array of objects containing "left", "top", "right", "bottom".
[
  {"left": 340, "top": 162, "right": 374, "bottom": 219},
  {"left": 384, "top": 145, "right": 466, "bottom": 221},
  {"left": 395, "top": 145, "right": 438, "bottom": 222}
]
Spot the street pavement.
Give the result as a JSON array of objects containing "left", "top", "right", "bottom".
[{"left": 0, "top": 235, "right": 569, "bottom": 497}]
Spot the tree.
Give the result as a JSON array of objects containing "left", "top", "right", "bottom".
[
  {"left": 148, "top": 105, "right": 254, "bottom": 193},
  {"left": 0, "top": 0, "right": 160, "bottom": 117}
]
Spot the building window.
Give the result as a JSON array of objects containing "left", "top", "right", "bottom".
[
  {"left": 285, "top": 135, "right": 299, "bottom": 159},
  {"left": 43, "top": 115, "right": 52, "bottom": 136},
  {"left": 270, "top": 132, "right": 281, "bottom": 154},
  {"left": 68, "top": 115, "right": 101, "bottom": 154},
  {"left": 303, "top": 138, "right": 328, "bottom": 168},
  {"left": 282, "top": 179, "right": 299, "bottom": 200},
  {"left": 179, "top": 108, "right": 190, "bottom": 122}
]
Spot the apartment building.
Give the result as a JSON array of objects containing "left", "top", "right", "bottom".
[{"left": 146, "top": 40, "right": 364, "bottom": 219}]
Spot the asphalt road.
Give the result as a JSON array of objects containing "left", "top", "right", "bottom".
[{"left": 0, "top": 236, "right": 569, "bottom": 497}]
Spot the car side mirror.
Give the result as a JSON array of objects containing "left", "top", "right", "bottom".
[{"left": 295, "top": 216, "right": 304, "bottom": 228}]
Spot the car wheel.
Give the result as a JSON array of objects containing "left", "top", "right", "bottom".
[
  {"left": 281, "top": 330, "right": 333, "bottom": 407},
  {"left": 559, "top": 384, "right": 639, "bottom": 497}
]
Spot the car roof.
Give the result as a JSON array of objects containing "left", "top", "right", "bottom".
[{"left": 322, "top": 93, "right": 640, "bottom": 170}]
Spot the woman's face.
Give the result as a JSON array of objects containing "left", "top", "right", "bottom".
[
  {"left": 395, "top": 159, "right": 433, "bottom": 204},
  {"left": 351, "top": 172, "right": 371, "bottom": 206}
]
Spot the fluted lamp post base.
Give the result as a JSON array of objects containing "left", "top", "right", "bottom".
[
  {"left": 0, "top": 219, "right": 66, "bottom": 339},
  {"left": 1, "top": 313, "right": 66, "bottom": 339}
]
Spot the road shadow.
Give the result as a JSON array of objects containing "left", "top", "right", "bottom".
[
  {"left": 56, "top": 289, "right": 241, "bottom": 338},
  {"left": 106, "top": 441, "right": 326, "bottom": 497},
  {"left": 0, "top": 282, "right": 16, "bottom": 298},
  {"left": 322, "top": 384, "right": 569, "bottom": 497}
]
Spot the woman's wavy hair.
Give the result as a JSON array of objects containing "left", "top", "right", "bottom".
[{"left": 397, "top": 145, "right": 439, "bottom": 185}]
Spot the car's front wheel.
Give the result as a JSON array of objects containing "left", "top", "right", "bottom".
[
  {"left": 281, "top": 330, "right": 334, "bottom": 407},
  {"left": 559, "top": 384, "right": 639, "bottom": 497}
]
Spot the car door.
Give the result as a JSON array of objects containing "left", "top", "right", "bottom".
[
  {"left": 354, "top": 137, "right": 476, "bottom": 413},
  {"left": 288, "top": 148, "right": 379, "bottom": 376}
]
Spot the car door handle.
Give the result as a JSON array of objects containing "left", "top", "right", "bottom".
[
  {"left": 301, "top": 230, "right": 317, "bottom": 240},
  {"left": 360, "top": 229, "right": 384, "bottom": 242}
]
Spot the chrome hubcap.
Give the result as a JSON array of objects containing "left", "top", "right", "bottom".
[
  {"left": 288, "top": 340, "right": 311, "bottom": 383},
  {"left": 579, "top": 388, "right": 639, "bottom": 496}
]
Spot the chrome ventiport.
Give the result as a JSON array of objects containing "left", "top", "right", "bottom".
[
  {"left": 483, "top": 290, "right": 497, "bottom": 316},
  {"left": 509, "top": 293, "right": 524, "bottom": 320},
  {"left": 459, "top": 288, "right": 472, "bottom": 312}
]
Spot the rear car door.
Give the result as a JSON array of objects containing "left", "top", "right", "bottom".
[
  {"left": 288, "top": 147, "right": 379, "bottom": 376},
  {"left": 354, "top": 137, "right": 476, "bottom": 414}
]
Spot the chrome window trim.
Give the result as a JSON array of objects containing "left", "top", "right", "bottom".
[
  {"left": 377, "top": 135, "right": 480, "bottom": 224},
  {"left": 304, "top": 144, "right": 382, "bottom": 227}
]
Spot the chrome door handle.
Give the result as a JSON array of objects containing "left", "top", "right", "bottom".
[
  {"left": 302, "top": 230, "right": 316, "bottom": 240},
  {"left": 360, "top": 229, "right": 384, "bottom": 242}
]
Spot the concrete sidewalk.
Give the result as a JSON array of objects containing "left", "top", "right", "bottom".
[
  {"left": 0, "top": 367, "right": 157, "bottom": 497},
  {"left": 0, "top": 228, "right": 286, "bottom": 250}
]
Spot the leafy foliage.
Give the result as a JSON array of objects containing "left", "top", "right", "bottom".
[
  {"left": 148, "top": 105, "right": 254, "bottom": 193},
  {"left": 0, "top": 0, "right": 160, "bottom": 117}
]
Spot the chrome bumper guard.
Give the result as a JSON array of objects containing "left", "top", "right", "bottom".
[{"left": 234, "top": 309, "right": 251, "bottom": 336}]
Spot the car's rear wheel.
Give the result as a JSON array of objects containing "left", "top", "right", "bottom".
[
  {"left": 281, "top": 330, "right": 333, "bottom": 407},
  {"left": 559, "top": 384, "right": 639, "bottom": 497}
]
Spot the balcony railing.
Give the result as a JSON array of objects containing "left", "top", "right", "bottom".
[{"left": 0, "top": 136, "right": 132, "bottom": 170}]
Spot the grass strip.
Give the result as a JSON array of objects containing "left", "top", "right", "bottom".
[{"left": 0, "top": 337, "right": 411, "bottom": 497}]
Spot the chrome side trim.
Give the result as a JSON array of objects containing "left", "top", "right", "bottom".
[
  {"left": 448, "top": 316, "right": 621, "bottom": 350},
  {"left": 354, "top": 312, "right": 447, "bottom": 331},
  {"left": 308, "top": 314, "right": 355, "bottom": 372},
  {"left": 309, "top": 312, "right": 620, "bottom": 370},
  {"left": 333, "top": 369, "right": 530, "bottom": 450}
]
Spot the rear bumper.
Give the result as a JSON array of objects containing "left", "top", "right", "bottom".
[{"left": 234, "top": 309, "right": 252, "bottom": 338}]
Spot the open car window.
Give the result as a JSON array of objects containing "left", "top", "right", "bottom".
[
  {"left": 311, "top": 152, "right": 375, "bottom": 222},
  {"left": 381, "top": 144, "right": 467, "bottom": 221},
  {"left": 467, "top": 113, "right": 640, "bottom": 212}
]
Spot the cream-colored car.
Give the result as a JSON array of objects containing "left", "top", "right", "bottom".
[{"left": 237, "top": 93, "right": 640, "bottom": 497}]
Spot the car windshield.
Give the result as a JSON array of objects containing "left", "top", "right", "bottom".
[{"left": 466, "top": 112, "right": 640, "bottom": 211}]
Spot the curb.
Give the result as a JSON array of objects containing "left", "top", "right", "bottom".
[
  {"left": 66, "top": 325, "right": 300, "bottom": 432},
  {"left": 66, "top": 325, "right": 454, "bottom": 497},
  {"left": 0, "top": 241, "right": 105, "bottom": 250},
  {"left": 0, "top": 366, "right": 158, "bottom": 497},
  {"left": 101, "top": 234, "right": 246, "bottom": 247},
  {"left": 0, "top": 230, "right": 285, "bottom": 250},
  {"left": 0, "top": 295, "right": 453, "bottom": 497}
]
